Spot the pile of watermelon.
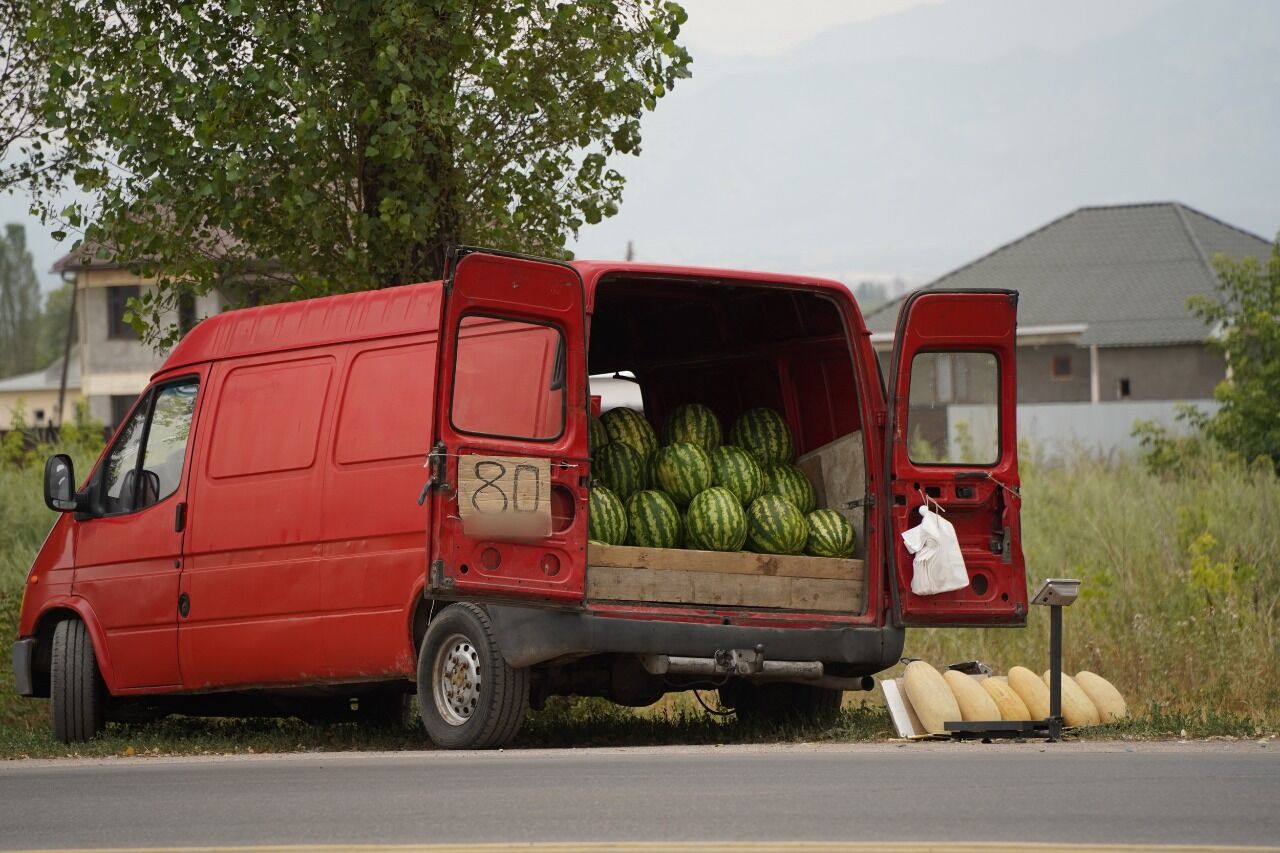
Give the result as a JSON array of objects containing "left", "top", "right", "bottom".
[{"left": 588, "top": 404, "right": 857, "bottom": 558}]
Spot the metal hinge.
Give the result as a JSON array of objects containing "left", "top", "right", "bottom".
[
  {"left": 418, "top": 441, "right": 448, "bottom": 505},
  {"left": 428, "top": 559, "right": 454, "bottom": 593}
]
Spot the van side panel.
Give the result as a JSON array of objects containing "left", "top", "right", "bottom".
[
  {"left": 319, "top": 337, "right": 438, "bottom": 678},
  {"left": 179, "top": 353, "right": 337, "bottom": 689}
]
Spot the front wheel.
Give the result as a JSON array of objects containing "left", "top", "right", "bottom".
[
  {"left": 50, "top": 618, "right": 106, "bottom": 743},
  {"left": 417, "top": 603, "right": 529, "bottom": 749}
]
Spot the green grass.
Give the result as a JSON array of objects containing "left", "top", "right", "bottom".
[{"left": 2, "top": 438, "right": 1277, "bottom": 758}]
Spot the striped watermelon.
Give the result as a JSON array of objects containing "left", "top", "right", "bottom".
[
  {"left": 626, "top": 489, "right": 682, "bottom": 549},
  {"left": 662, "top": 403, "right": 722, "bottom": 452},
  {"left": 729, "top": 408, "right": 793, "bottom": 465},
  {"left": 761, "top": 463, "right": 817, "bottom": 514},
  {"left": 684, "top": 487, "right": 747, "bottom": 552},
  {"left": 588, "top": 486, "right": 628, "bottom": 546},
  {"left": 709, "top": 445, "right": 764, "bottom": 505},
  {"left": 805, "top": 509, "right": 856, "bottom": 558},
  {"left": 589, "top": 415, "right": 609, "bottom": 454},
  {"left": 654, "top": 442, "right": 714, "bottom": 505},
  {"left": 745, "top": 494, "right": 807, "bottom": 555},
  {"left": 594, "top": 442, "right": 645, "bottom": 501},
  {"left": 644, "top": 453, "right": 661, "bottom": 490},
  {"left": 602, "top": 407, "right": 658, "bottom": 460}
]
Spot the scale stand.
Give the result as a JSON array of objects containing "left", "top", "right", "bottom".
[{"left": 944, "top": 578, "right": 1080, "bottom": 743}]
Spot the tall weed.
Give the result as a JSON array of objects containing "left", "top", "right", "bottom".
[{"left": 903, "top": 444, "right": 1280, "bottom": 724}]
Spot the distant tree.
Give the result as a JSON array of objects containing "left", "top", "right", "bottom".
[
  {"left": 0, "top": 224, "right": 43, "bottom": 377},
  {"left": 851, "top": 280, "right": 889, "bottom": 311},
  {"left": 37, "top": 280, "right": 75, "bottom": 368},
  {"left": 27, "top": 0, "right": 691, "bottom": 347},
  {"left": 1186, "top": 233, "right": 1280, "bottom": 471}
]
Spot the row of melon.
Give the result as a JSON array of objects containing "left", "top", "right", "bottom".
[
  {"left": 589, "top": 404, "right": 857, "bottom": 557},
  {"left": 903, "top": 661, "right": 1129, "bottom": 736}
]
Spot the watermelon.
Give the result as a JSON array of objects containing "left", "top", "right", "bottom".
[
  {"left": 589, "top": 415, "right": 609, "bottom": 454},
  {"left": 761, "top": 463, "right": 817, "bottom": 514},
  {"left": 625, "top": 489, "right": 682, "bottom": 549},
  {"left": 602, "top": 407, "right": 658, "bottom": 460},
  {"left": 744, "top": 494, "right": 807, "bottom": 555},
  {"left": 684, "top": 487, "right": 747, "bottom": 552},
  {"left": 804, "top": 509, "right": 856, "bottom": 558},
  {"left": 594, "top": 442, "right": 645, "bottom": 501},
  {"left": 729, "top": 407, "right": 793, "bottom": 465},
  {"left": 588, "top": 486, "right": 628, "bottom": 546},
  {"left": 662, "top": 403, "right": 722, "bottom": 453},
  {"left": 654, "top": 442, "right": 714, "bottom": 505},
  {"left": 708, "top": 445, "right": 764, "bottom": 505},
  {"left": 644, "top": 453, "right": 661, "bottom": 490}
]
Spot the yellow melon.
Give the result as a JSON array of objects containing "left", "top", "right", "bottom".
[
  {"left": 1042, "top": 671, "right": 1101, "bottom": 727},
  {"left": 943, "top": 670, "right": 1001, "bottom": 722},
  {"left": 1074, "top": 671, "right": 1128, "bottom": 722},
  {"left": 981, "top": 677, "right": 1031, "bottom": 721},
  {"left": 1008, "top": 665, "right": 1050, "bottom": 719},
  {"left": 903, "top": 661, "right": 961, "bottom": 735}
]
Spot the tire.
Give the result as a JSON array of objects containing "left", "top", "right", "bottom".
[
  {"left": 720, "top": 682, "right": 843, "bottom": 725},
  {"left": 417, "top": 603, "right": 529, "bottom": 749},
  {"left": 50, "top": 619, "right": 106, "bottom": 743}
]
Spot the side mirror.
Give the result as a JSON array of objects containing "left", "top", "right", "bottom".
[{"left": 43, "top": 454, "right": 79, "bottom": 512}]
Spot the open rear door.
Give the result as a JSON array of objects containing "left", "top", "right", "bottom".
[
  {"left": 428, "top": 248, "right": 589, "bottom": 604},
  {"left": 885, "top": 290, "right": 1027, "bottom": 626}
]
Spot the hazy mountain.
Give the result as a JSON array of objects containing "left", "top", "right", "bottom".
[{"left": 571, "top": 0, "right": 1280, "bottom": 284}]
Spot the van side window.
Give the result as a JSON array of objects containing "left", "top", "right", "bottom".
[
  {"left": 907, "top": 351, "right": 999, "bottom": 465},
  {"left": 139, "top": 382, "right": 199, "bottom": 504},
  {"left": 451, "top": 314, "right": 565, "bottom": 441},
  {"left": 101, "top": 400, "right": 150, "bottom": 514},
  {"left": 99, "top": 379, "right": 200, "bottom": 514}
]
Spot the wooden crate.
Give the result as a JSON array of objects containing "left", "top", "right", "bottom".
[{"left": 586, "top": 543, "right": 864, "bottom": 613}]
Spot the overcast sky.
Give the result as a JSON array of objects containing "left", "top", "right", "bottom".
[{"left": 3, "top": 0, "right": 1276, "bottom": 292}]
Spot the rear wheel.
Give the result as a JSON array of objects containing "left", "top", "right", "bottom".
[
  {"left": 720, "top": 681, "right": 843, "bottom": 725},
  {"left": 417, "top": 603, "right": 529, "bottom": 749},
  {"left": 50, "top": 619, "right": 106, "bottom": 743}
]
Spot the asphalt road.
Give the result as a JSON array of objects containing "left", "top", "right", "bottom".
[{"left": 0, "top": 741, "right": 1276, "bottom": 852}]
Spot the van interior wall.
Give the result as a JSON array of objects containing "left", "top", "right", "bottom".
[
  {"left": 590, "top": 277, "right": 868, "bottom": 559},
  {"left": 590, "top": 278, "right": 862, "bottom": 452}
]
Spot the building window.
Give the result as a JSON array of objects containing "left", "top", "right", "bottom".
[
  {"left": 178, "top": 291, "right": 198, "bottom": 335},
  {"left": 109, "top": 394, "right": 137, "bottom": 428},
  {"left": 1117, "top": 378, "right": 1132, "bottom": 399},
  {"left": 107, "top": 285, "right": 140, "bottom": 340},
  {"left": 1051, "top": 354, "right": 1072, "bottom": 380}
]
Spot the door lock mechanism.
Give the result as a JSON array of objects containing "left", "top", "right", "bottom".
[{"left": 177, "top": 593, "right": 190, "bottom": 618}]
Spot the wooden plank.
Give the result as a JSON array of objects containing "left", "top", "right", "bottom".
[
  {"left": 587, "top": 542, "right": 862, "bottom": 581},
  {"left": 457, "top": 454, "right": 551, "bottom": 538},
  {"left": 586, "top": 566, "right": 863, "bottom": 613}
]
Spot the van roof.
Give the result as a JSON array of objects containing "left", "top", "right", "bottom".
[{"left": 157, "top": 260, "right": 851, "bottom": 378}]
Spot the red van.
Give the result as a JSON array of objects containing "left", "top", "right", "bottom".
[{"left": 14, "top": 248, "right": 1026, "bottom": 748}]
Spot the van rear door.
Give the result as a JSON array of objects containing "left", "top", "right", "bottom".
[
  {"left": 428, "top": 248, "right": 589, "bottom": 604},
  {"left": 885, "top": 290, "right": 1027, "bottom": 626}
]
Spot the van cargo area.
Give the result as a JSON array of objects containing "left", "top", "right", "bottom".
[{"left": 585, "top": 274, "right": 869, "bottom": 617}]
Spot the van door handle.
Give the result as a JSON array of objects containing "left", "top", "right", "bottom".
[
  {"left": 178, "top": 593, "right": 190, "bottom": 618},
  {"left": 174, "top": 502, "right": 187, "bottom": 532}
]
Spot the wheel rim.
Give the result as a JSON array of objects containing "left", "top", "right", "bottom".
[{"left": 432, "top": 633, "right": 482, "bottom": 726}]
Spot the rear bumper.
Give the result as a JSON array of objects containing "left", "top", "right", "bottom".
[
  {"left": 12, "top": 638, "right": 36, "bottom": 697},
  {"left": 487, "top": 606, "right": 904, "bottom": 674}
]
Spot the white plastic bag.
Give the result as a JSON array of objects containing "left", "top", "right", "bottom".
[{"left": 901, "top": 505, "right": 969, "bottom": 596}]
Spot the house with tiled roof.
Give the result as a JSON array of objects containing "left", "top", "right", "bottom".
[
  {"left": 865, "top": 202, "right": 1272, "bottom": 407},
  {"left": 51, "top": 247, "right": 229, "bottom": 427}
]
